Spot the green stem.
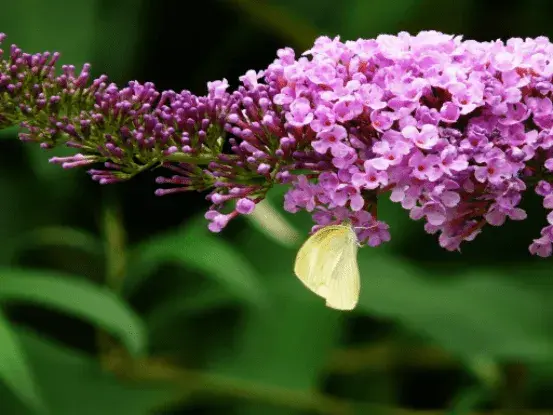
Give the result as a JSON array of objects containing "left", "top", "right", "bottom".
[
  {"left": 500, "top": 363, "right": 527, "bottom": 414},
  {"left": 97, "top": 190, "right": 128, "bottom": 369},
  {"left": 118, "top": 359, "right": 361, "bottom": 415},
  {"left": 101, "top": 193, "right": 127, "bottom": 292},
  {"left": 117, "top": 357, "right": 549, "bottom": 415},
  {"left": 165, "top": 152, "right": 218, "bottom": 165}
]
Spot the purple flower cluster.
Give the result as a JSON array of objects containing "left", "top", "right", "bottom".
[
  {"left": 48, "top": 78, "right": 232, "bottom": 185},
  {"left": 5, "top": 31, "right": 553, "bottom": 256},
  {"left": 0, "top": 33, "right": 228, "bottom": 186},
  {"left": 0, "top": 35, "right": 62, "bottom": 130},
  {"left": 242, "top": 31, "right": 553, "bottom": 255}
]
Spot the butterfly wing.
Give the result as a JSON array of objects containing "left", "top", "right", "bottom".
[
  {"left": 324, "top": 232, "right": 360, "bottom": 310},
  {"left": 294, "top": 225, "right": 346, "bottom": 298},
  {"left": 294, "top": 225, "right": 360, "bottom": 310}
]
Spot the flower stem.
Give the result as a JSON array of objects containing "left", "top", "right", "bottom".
[{"left": 97, "top": 190, "right": 128, "bottom": 369}]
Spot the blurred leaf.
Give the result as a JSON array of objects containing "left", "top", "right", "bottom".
[
  {"left": 356, "top": 253, "right": 553, "bottom": 361},
  {"left": 374, "top": 195, "right": 422, "bottom": 253},
  {"left": 0, "top": 269, "right": 147, "bottom": 357},
  {"left": 227, "top": 0, "right": 320, "bottom": 49},
  {"left": 125, "top": 216, "right": 266, "bottom": 308},
  {"left": 0, "top": 0, "right": 98, "bottom": 57},
  {"left": 465, "top": 355, "right": 502, "bottom": 389},
  {"left": 0, "top": 310, "right": 45, "bottom": 414},
  {"left": 212, "top": 292, "right": 342, "bottom": 389},
  {"left": 0, "top": 127, "right": 17, "bottom": 140},
  {"left": 447, "top": 384, "right": 493, "bottom": 415},
  {"left": 91, "top": 0, "right": 145, "bottom": 80},
  {"left": 0, "top": 178, "right": 32, "bottom": 264},
  {"left": 230, "top": 0, "right": 421, "bottom": 52},
  {"left": 0, "top": 328, "right": 177, "bottom": 415},
  {"left": 263, "top": 184, "right": 312, "bottom": 244},
  {"left": 146, "top": 285, "right": 237, "bottom": 338},
  {"left": 210, "top": 264, "right": 344, "bottom": 414},
  {"left": 7, "top": 226, "right": 103, "bottom": 263},
  {"left": 340, "top": 0, "right": 420, "bottom": 39},
  {"left": 25, "top": 146, "right": 80, "bottom": 197},
  {"left": 246, "top": 199, "right": 301, "bottom": 249}
]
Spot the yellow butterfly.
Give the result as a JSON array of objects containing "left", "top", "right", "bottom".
[{"left": 294, "top": 224, "right": 360, "bottom": 311}]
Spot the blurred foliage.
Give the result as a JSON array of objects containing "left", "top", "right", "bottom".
[{"left": 1, "top": 0, "right": 553, "bottom": 414}]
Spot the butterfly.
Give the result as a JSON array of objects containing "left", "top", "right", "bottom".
[{"left": 294, "top": 223, "right": 360, "bottom": 311}]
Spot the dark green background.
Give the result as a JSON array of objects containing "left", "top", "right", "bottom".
[{"left": 1, "top": 0, "right": 553, "bottom": 414}]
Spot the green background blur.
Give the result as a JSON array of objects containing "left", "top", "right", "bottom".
[{"left": 1, "top": 0, "right": 553, "bottom": 414}]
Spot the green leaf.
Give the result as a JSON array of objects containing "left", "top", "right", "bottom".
[
  {"left": 0, "top": 127, "right": 17, "bottom": 139},
  {"left": 245, "top": 199, "right": 301, "bottom": 249},
  {"left": 25, "top": 146, "right": 80, "bottom": 198},
  {"left": 340, "top": 0, "right": 421, "bottom": 38},
  {"left": 124, "top": 216, "right": 266, "bottom": 308},
  {"left": 91, "top": 0, "right": 148, "bottom": 80},
  {"left": 356, "top": 253, "right": 553, "bottom": 361},
  {"left": 0, "top": 328, "right": 178, "bottom": 415},
  {"left": 179, "top": 211, "right": 345, "bottom": 413},
  {"left": 7, "top": 226, "right": 103, "bottom": 263},
  {"left": 227, "top": 0, "right": 320, "bottom": 49},
  {"left": 0, "top": 0, "right": 98, "bottom": 58},
  {"left": 209, "top": 273, "right": 344, "bottom": 415},
  {"left": 0, "top": 310, "right": 45, "bottom": 414},
  {"left": 146, "top": 285, "right": 237, "bottom": 338},
  {"left": 447, "top": 384, "right": 494, "bottom": 415},
  {"left": 464, "top": 355, "right": 502, "bottom": 388},
  {"left": 213, "top": 285, "right": 342, "bottom": 389},
  {"left": 0, "top": 269, "right": 147, "bottom": 357},
  {"left": 0, "top": 177, "right": 33, "bottom": 264}
]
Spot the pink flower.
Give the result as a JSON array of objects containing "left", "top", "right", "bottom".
[
  {"left": 402, "top": 124, "right": 440, "bottom": 150},
  {"left": 358, "top": 84, "right": 387, "bottom": 110},
  {"left": 474, "top": 157, "right": 513, "bottom": 184},
  {"left": 310, "top": 105, "right": 336, "bottom": 132},
  {"left": 332, "top": 184, "right": 365, "bottom": 211},
  {"left": 205, "top": 211, "right": 231, "bottom": 233},
  {"left": 312, "top": 125, "right": 347, "bottom": 154},
  {"left": 529, "top": 236, "right": 553, "bottom": 257},
  {"left": 351, "top": 161, "right": 389, "bottom": 190},
  {"left": 409, "top": 152, "right": 442, "bottom": 181},
  {"left": 438, "top": 146, "right": 469, "bottom": 176},
  {"left": 410, "top": 201, "right": 447, "bottom": 226},
  {"left": 370, "top": 110, "right": 395, "bottom": 132},
  {"left": 439, "top": 102, "right": 460, "bottom": 123},
  {"left": 333, "top": 95, "right": 363, "bottom": 122},
  {"left": 285, "top": 97, "right": 314, "bottom": 127},
  {"left": 236, "top": 198, "right": 255, "bottom": 214}
]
